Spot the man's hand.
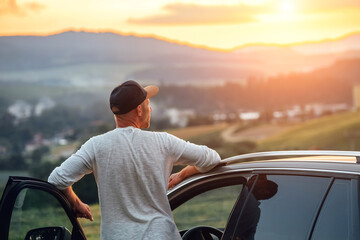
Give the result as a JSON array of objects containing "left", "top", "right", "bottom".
[
  {"left": 62, "top": 186, "right": 93, "bottom": 221},
  {"left": 168, "top": 166, "right": 200, "bottom": 190},
  {"left": 168, "top": 172, "right": 184, "bottom": 190},
  {"left": 73, "top": 201, "right": 93, "bottom": 221}
]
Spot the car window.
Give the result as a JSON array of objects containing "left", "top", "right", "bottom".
[
  {"left": 230, "top": 175, "right": 331, "bottom": 240},
  {"left": 311, "top": 179, "right": 354, "bottom": 240},
  {"left": 172, "top": 184, "right": 243, "bottom": 231},
  {"left": 9, "top": 188, "right": 73, "bottom": 240}
]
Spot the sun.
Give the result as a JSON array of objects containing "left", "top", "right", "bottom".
[{"left": 279, "top": 1, "right": 295, "bottom": 15}]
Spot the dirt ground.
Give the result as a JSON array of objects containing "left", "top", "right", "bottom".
[{"left": 221, "top": 123, "right": 291, "bottom": 142}]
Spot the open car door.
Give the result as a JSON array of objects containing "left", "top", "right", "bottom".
[{"left": 0, "top": 176, "right": 87, "bottom": 240}]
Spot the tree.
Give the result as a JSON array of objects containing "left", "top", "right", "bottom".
[{"left": 31, "top": 146, "right": 50, "bottom": 164}]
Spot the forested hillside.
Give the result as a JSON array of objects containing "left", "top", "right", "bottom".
[{"left": 157, "top": 58, "right": 360, "bottom": 112}]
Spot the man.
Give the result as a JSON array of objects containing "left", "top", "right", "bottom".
[{"left": 48, "top": 80, "right": 221, "bottom": 240}]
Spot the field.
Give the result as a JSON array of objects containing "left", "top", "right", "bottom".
[
  {"left": 4, "top": 111, "right": 360, "bottom": 239},
  {"left": 167, "top": 123, "right": 228, "bottom": 140},
  {"left": 0, "top": 84, "right": 74, "bottom": 102},
  {"left": 79, "top": 205, "right": 101, "bottom": 240},
  {"left": 221, "top": 123, "right": 293, "bottom": 142},
  {"left": 257, "top": 111, "right": 360, "bottom": 151},
  {"left": 49, "top": 141, "right": 80, "bottom": 160},
  {"left": 170, "top": 111, "right": 360, "bottom": 156},
  {"left": 173, "top": 185, "right": 242, "bottom": 230},
  {"left": 79, "top": 185, "right": 242, "bottom": 239}
]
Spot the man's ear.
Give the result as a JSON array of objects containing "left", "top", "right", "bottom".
[{"left": 136, "top": 104, "right": 142, "bottom": 116}]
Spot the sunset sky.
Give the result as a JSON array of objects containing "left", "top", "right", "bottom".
[{"left": 1, "top": 0, "right": 360, "bottom": 50}]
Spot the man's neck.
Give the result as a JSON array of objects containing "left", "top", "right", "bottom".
[
  {"left": 114, "top": 113, "right": 142, "bottom": 129},
  {"left": 116, "top": 121, "right": 141, "bottom": 129}
]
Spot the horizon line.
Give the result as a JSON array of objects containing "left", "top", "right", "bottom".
[{"left": 1, "top": 28, "right": 359, "bottom": 52}]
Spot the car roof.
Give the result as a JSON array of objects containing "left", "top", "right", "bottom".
[
  {"left": 221, "top": 150, "right": 360, "bottom": 164},
  {"left": 168, "top": 150, "right": 360, "bottom": 195},
  {"left": 220, "top": 150, "right": 360, "bottom": 175}
]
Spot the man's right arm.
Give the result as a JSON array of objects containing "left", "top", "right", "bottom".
[
  {"left": 166, "top": 133, "right": 221, "bottom": 187},
  {"left": 174, "top": 140, "right": 221, "bottom": 173},
  {"left": 168, "top": 165, "right": 200, "bottom": 189}
]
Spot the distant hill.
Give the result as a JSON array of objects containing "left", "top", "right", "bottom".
[
  {"left": 153, "top": 58, "right": 360, "bottom": 112},
  {"left": 0, "top": 57, "right": 359, "bottom": 114},
  {"left": 0, "top": 31, "right": 220, "bottom": 70},
  {"left": 248, "top": 58, "right": 360, "bottom": 108},
  {"left": 0, "top": 31, "right": 360, "bottom": 86},
  {"left": 291, "top": 33, "right": 360, "bottom": 55}
]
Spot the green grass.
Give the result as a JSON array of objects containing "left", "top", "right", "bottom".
[
  {"left": 185, "top": 127, "right": 257, "bottom": 159},
  {"left": 173, "top": 185, "right": 242, "bottom": 231},
  {"left": 80, "top": 185, "right": 240, "bottom": 239},
  {"left": 5, "top": 188, "right": 101, "bottom": 240},
  {"left": 0, "top": 171, "right": 29, "bottom": 184},
  {"left": 49, "top": 141, "right": 80, "bottom": 160},
  {"left": 9, "top": 188, "right": 74, "bottom": 240},
  {"left": 174, "top": 111, "right": 360, "bottom": 158},
  {"left": 6, "top": 111, "right": 360, "bottom": 240},
  {"left": 61, "top": 111, "right": 360, "bottom": 238},
  {"left": 79, "top": 204, "right": 101, "bottom": 240},
  {"left": 0, "top": 84, "right": 72, "bottom": 102},
  {"left": 79, "top": 186, "right": 242, "bottom": 238},
  {"left": 9, "top": 206, "right": 73, "bottom": 240},
  {"left": 257, "top": 111, "right": 360, "bottom": 151},
  {"left": 0, "top": 171, "right": 29, "bottom": 198},
  {"left": 78, "top": 185, "right": 242, "bottom": 237}
]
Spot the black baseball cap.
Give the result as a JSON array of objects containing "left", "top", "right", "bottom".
[{"left": 109, "top": 80, "right": 159, "bottom": 115}]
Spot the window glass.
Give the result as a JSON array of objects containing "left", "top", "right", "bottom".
[
  {"left": 173, "top": 184, "right": 243, "bottom": 231},
  {"left": 233, "top": 175, "right": 330, "bottom": 240},
  {"left": 311, "top": 179, "right": 351, "bottom": 240},
  {"left": 9, "top": 188, "right": 73, "bottom": 240}
]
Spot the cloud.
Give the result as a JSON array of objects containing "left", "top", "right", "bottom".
[
  {"left": 128, "top": 3, "right": 272, "bottom": 26},
  {"left": 0, "top": 0, "right": 45, "bottom": 16},
  {"left": 296, "top": 0, "right": 360, "bottom": 12},
  {"left": 24, "top": 1, "right": 45, "bottom": 12}
]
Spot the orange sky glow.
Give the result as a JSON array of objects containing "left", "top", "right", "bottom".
[{"left": 1, "top": 0, "right": 360, "bottom": 50}]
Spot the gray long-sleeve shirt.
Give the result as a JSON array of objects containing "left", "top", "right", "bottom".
[{"left": 48, "top": 127, "right": 221, "bottom": 240}]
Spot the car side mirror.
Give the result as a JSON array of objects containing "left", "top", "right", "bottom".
[{"left": 24, "top": 226, "right": 71, "bottom": 240}]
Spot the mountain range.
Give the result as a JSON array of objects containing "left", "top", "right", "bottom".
[{"left": 0, "top": 31, "right": 359, "bottom": 86}]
